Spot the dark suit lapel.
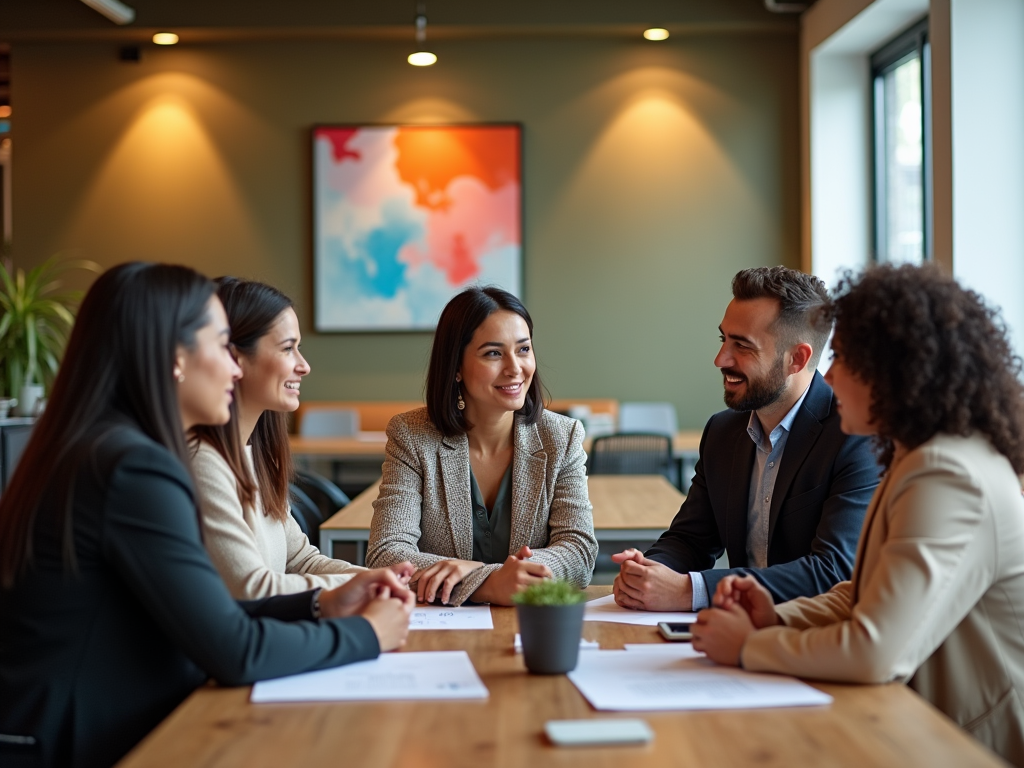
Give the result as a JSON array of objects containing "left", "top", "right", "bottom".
[
  {"left": 510, "top": 417, "right": 546, "bottom": 553},
  {"left": 725, "top": 425, "right": 756, "bottom": 567},
  {"left": 767, "top": 373, "right": 828, "bottom": 549},
  {"left": 439, "top": 433, "right": 475, "bottom": 560}
]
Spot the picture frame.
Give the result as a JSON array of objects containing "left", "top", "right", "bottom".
[{"left": 312, "top": 123, "right": 523, "bottom": 332}]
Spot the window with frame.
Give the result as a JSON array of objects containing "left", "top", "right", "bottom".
[{"left": 872, "top": 18, "right": 931, "bottom": 264}]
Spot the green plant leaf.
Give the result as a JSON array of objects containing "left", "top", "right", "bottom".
[{"left": 511, "top": 579, "right": 587, "bottom": 606}]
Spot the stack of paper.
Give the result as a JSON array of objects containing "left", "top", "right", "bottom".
[
  {"left": 568, "top": 645, "right": 832, "bottom": 711},
  {"left": 250, "top": 651, "right": 488, "bottom": 703},
  {"left": 409, "top": 603, "right": 493, "bottom": 630},
  {"left": 583, "top": 594, "right": 698, "bottom": 626}
]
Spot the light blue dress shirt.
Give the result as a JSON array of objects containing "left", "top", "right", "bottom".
[{"left": 688, "top": 384, "right": 811, "bottom": 610}]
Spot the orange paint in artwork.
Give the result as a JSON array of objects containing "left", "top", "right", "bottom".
[{"left": 393, "top": 126, "right": 519, "bottom": 210}]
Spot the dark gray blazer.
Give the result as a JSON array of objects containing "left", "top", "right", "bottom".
[
  {"left": 0, "top": 419, "right": 379, "bottom": 768},
  {"left": 646, "top": 372, "right": 881, "bottom": 602}
]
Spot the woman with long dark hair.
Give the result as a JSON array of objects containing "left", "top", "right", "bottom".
[
  {"left": 0, "top": 263, "right": 414, "bottom": 768},
  {"left": 691, "top": 265, "right": 1024, "bottom": 765},
  {"left": 366, "top": 286, "right": 598, "bottom": 606},
  {"left": 191, "top": 278, "right": 365, "bottom": 598}
]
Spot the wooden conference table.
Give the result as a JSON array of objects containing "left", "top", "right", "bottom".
[
  {"left": 115, "top": 586, "right": 1003, "bottom": 768},
  {"left": 318, "top": 474, "right": 686, "bottom": 563}
]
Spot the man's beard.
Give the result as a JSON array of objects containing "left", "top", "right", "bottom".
[{"left": 722, "top": 354, "right": 788, "bottom": 412}]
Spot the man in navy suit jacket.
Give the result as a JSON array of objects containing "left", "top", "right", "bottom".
[{"left": 613, "top": 267, "right": 880, "bottom": 611}]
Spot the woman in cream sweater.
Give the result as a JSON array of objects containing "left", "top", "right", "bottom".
[
  {"left": 192, "top": 278, "right": 365, "bottom": 598},
  {"left": 691, "top": 265, "right": 1024, "bottom": 766}
]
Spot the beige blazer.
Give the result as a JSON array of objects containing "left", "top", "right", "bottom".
[
  {"left": 192, "top": 441, "right": 362, "bottom": 599},
  {"left": 366, "top": 407, "right": 598, "bottom": 605},
  {"left": 742, "top": 433, "right": 1024, "bottom": 765}
]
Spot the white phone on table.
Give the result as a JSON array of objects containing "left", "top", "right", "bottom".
[
  {"left": 658, "top": 621, "right": 693, "bottom": 641},
  {"left": 545, "top": 719, "right": 653, "bottom": 747}
]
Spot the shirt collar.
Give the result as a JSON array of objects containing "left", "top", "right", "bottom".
[{"left": 746, "top": 380, "right": 811, "bottom": 450}]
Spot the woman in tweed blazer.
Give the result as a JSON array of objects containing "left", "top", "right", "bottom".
[
  {"left": 366, "top": 287, "right": 598, "bottom": 606},
  {"left": 691, "top": 265, "right": 1024, "bottom": 766}
]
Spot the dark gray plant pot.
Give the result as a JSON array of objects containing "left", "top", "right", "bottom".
[{"left": 516, "top": 602, "right": 586, "bottom": 675}]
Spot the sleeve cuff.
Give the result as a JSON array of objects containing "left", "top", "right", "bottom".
[{"left": 689, "top": 572, "right": 709, "bottom": 610}]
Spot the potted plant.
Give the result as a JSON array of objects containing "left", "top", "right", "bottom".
[
  {"left": 512, "top": 580, "right": 588, "bottom": 675},
  {"left": 0, "top": 255, "right": 98, "bottom": 414}
]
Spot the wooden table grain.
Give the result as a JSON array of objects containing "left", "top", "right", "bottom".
[
  {"left": 116, "top": 588, "right": 1004, "bottom": 768},
  {"left": 318, "top": 475, "right": 685, "bottom": 560}
]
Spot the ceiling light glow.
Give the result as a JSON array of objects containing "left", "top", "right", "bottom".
[
  {"left": 643, "top": 28, "right": 670, "bottom": 41},
  {"left": 152, "top": 32, "right": 179, "bottom": 45},
  {"left": 408, "top": 51, "right": 438, "bottom": 67}
]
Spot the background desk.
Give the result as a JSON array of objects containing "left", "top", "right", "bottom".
[
  {"left": 115, "top": 587, "right": 1004, "bottom": 768},
  {"left": 290, "top": 431, "right": 702, "bottom": 460},
  {"left": 291, "top": 430, "right": 704, "bottom": 496},
  {"left": 318, "top": 474, "right": 685, "bottom": 564}
]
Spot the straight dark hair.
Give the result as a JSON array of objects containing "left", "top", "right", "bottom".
[
  {"left": 191, "top": 278, "right": 294, "bottom": 522},
  {"left": 732, "top": 266, "right": 833, "bottom": 368},
  {"left": 426, "top": 286, "right": 544, "bottom": 437},
  {"left": 0, "top": 262, "right": 215, "bottom": 588}
]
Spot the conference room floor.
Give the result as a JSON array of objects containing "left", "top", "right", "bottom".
[{"left": 115, "top": 587, "right": 1004, "bottom": 768}]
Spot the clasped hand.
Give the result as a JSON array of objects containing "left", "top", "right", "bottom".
[
  {"left": 691, "top": 574, "right": 779, "bottom": 666},
  {"left": 318, "top": 562, "right": 416, "bottom": 652},
  {"left": 414, "top": 546, "right": 552, "bottom": 606},
  {"left": 611, "top": 548, "right": 692, "bottom": 611}
]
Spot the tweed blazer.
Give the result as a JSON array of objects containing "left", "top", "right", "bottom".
[
  {"left": 741, "top": 433, "right": 1024, "bottom": 766},
  {"left": 366, "top": 407, "right": 598, "bottom": 605}
]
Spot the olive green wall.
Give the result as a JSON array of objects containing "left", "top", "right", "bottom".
[{"left": 9, "top": 34, "right": 798, "bottom": 428}]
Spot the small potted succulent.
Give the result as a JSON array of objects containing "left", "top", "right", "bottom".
[{"left": 512, "top": 580, "right": 588, "bottom": 675}]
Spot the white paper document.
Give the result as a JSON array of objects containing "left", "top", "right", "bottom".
[
  {"left": 250, "top": 651, "right": 488, "bottom": 703},
  {"left": 583, "top": 594, "right": 698, "bottom": 626},
  {"left": 514, "top": 633, "right": 600, "bottom": 653},
  {"left": 409, "top": 603, "right": 493, "bottom": 630},
  {"left": 622, "top": 643, "right": 704, "bottom": 658},
  {"left": 568, "top": 647, "right": 832, "bottom": 711}
]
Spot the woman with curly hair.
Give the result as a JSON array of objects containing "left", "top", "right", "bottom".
[{"left": 690, "top": 264, "right": 1024, "bottom": 765}]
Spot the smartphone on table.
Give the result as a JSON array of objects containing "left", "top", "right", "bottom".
[{"left": 658, "top": 621, "right": 693, "bottom": 641}]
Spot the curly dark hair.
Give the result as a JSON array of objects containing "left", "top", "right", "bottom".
[{"left": 830, "top": 264, "right": 1024, "bottom": 472}]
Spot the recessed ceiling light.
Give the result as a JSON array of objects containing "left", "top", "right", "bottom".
[
  {"left": 152, "top": 32, "right": 179, "bottom": 45},
  {"left": 643, "top": 28, "right": 670, "bottom": 41},
  {"left": 408, "top": 51, "right": 438, "bottom": 67}
]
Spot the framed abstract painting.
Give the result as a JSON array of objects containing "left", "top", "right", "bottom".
[{"left": 312, "top": 123, "right": 522, "bottom": 332}]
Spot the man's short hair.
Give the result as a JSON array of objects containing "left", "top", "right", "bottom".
[{"left": 732, "top": 266, "right": 832, "bottom": 367}]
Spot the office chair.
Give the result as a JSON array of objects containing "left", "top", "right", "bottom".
[
  {"left": 288, "top": 484, "right": 322, "bottom": 540},
  {"left": 587, "top": 433, "right": 674, "bottom": 482},
  {"left": 294, "top": 469, "right": 350, "bottom": 520},
  {"left": 618, "top": 402, "right": 678, "bottom": 437},
  {"left": 298, "top": 408, "right": 360, "bottom": 437}
]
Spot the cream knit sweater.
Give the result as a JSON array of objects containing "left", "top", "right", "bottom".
[{"left": 192, "top": 441, "right": 362, "bottom": 599}]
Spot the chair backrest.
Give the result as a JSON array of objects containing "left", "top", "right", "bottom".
[
  {"left": 618, "top": 402, "right": 678, "bottom": 437},
  {"left": 298, "top": 408, "right": 360, "bottom": 438},
  {"left": 588, "top": 433, "right": 674, "bottom": 480},
  {"left": 288, "top": 484, "right": 321, "bottom": 537},
  {"left": 294, "top": 469, "right": 350, "bottom": 519}
]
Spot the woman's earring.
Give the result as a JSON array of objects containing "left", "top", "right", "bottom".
[
  {"left": 457, "top": 388, "right": 466, "bottom": 411},
  {"left": 176, "top": 373, "right": 185, "bottom": 383}
]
